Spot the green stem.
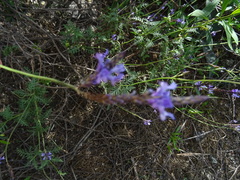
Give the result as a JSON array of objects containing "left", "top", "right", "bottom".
[
  {"left": 121, "top": 77, "right": 240, "bottom": 87},
  {"left": 116, "top": 105, "right": 145, "bottom": 121},
  {"left": 0, "top": 64, "right": 82, "bottom": 95}
]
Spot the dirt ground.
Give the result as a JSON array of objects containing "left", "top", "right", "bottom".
[{"left": 0, "top": 1, "right": 240, "bottom": 180}]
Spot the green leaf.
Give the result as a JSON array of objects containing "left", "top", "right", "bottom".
[
  {"left": 0, "top": 106, "right": 14, "bottom": 121},
  {"left": 220, "top": 0, "right": 233, "bottom": 16},
  {"left": 231, "top": 8, "right": 240, "bottom": 16},
  {"left": 58, "top": 171, "right": 67, "bottom": 176},
  {"left": 188, "top": 9, "right": 207, "bottom": 19},
  {"left": 0, "top": 140, "right": 10, "bottom": 144},
  {"left": 24, "top": 176, "right": 31, "bottom": 180},
  {"left": 219, "top": 20, "right": 239, "bottom": 50},
  {"left": 203, "top": 0, "right": 220, "bottom": 16},
  {"left": 188, "top": 0, "right": 220, "bottom": 19}
]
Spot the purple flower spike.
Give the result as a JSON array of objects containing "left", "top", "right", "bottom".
[
  {"left": 147, "top": 82, "right": 177, "bottom": 121},
  {"left": 93, "top": 50, "right": 126, "bottom": 86},
  {"left": 41, "top": 152, "right": 52, "bottom": 160}
]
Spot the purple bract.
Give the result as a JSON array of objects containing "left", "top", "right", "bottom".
[
  {"left": 147, "top": 82, "right": 177, "bottom": 121},
  {"left": 93, "top": 49, "right": 126, "bottom": 86}
]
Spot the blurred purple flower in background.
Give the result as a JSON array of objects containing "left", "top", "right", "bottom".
[
  {"left": 170, "top": 9, "right": 175, "bottom": 15},
  {"left": 111, "top": 34, "right": 117, "bottom": 40},
  {"left": 93, "top": 49, "right": 126, "bottom": 85},
  {"left": 195, "top": 81, "right": 206, "bottom": 90},
  {"left": 41, "top": 152, "right": 52, "bottom": 160},
  {"left": 211, "top": 31, "right": 217, "bottom": 36},
  {"left": 235, "top": 125, "right": 240, "bottom": 131},
  {"left": 161, "top": 1, "right": 167, "bottom": 10},
  {"left": 229, "top": 120, "right": 238, "bottom": 124},
  {"left": 195, "top": 81, "right": 215, "bottom": 94},
  {"left": 231, "top": 89, "right": 240, "bottom": 98},
  {"left": 207, "top": 85, "right": 215, "bottom": 94},
  {"left": 147, "top": 82, "right": 177, "bottom": 121},
  {"left": 0, "top": 156, "right": 5, "bottom": 164},
  {"left": 143, "top": 119, "right": 152, "bottom": 125},
  {"left": 176, "top": 18, "right": 185, "bottom": 24},
  {"left": 147, "top": 14, "right": 155, "bottom": 21}
]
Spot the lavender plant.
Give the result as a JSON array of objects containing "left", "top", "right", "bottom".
[
  {"left": 1, "top": 0, "right": 240, "bottom": 179},
  {"left": 0, "top": 49, "right": 210, "bottom": 125}
]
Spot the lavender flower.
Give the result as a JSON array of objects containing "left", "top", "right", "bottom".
[
  {"left": 211, "top": 31, "right": 217, "bottom": 36},
  {"left": 195, "top": 81, "right": 214, "bottom": 94},
  {"left": 194, "top": 81, "right": 202, "bottom": 86},
  {"left": 147, "top": 14, "right": 155, "bottom": 21},
  {"left": 176, "top": 18, "right": 185, "bottom": 24},
  {"left": 81, "top": 49, "right": 126, "bottom": 87},
  {"left": 229, "top": 120, "right": 238, "bottom": 124},
  {"left": 235, "top": 125, "right": 240, "bottom": 132},
  {"left": 231, "top": 89, "right": 240, "bottom": 98},
  {"left": 147, "top": 82, "right": 177, "bottom": 121},
  {"left": 111, "top": 34, "right": 117, "bottom": 41},
  {"left": 143, "top": 119, "right": 152, "bottom": 125},
  {"left": 207, "top": 85, "right": 215, "bottom": 94},
  {"left": 161, "top": 2, "right": 167, "bottom": 10},
  {"left": 41, "top": 152, "right": 52, "bottom": 160},
  {"left": 170, "top": 9, "right": 175, "bottom": 15},
  {"left": 195, "top": 81, "right": 206, "bottom": 90},
  {"left": 0, "top": 156, "right": 5, "bottom": 164}
]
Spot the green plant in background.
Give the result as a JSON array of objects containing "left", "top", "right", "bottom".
[
  {"left": 100, "top": 0, "right": 240, "bottom": 97},
  {"left": 0, "top": 80, "right": 64, "bottom": 178},
  {"left": 2, "top": 45, "right": 18, "bottom": 57},
  {"left": 61, "top": 21, "right": 99, "bottom": 54},
  {"left": 0, "top": 133, "right": 10, "bottom": 145},
  {"left": 167, "top": 126, "right": 182, "bottom": 153},
  {"left": 0, "top": 0, "right": 240, "bottom": 179}
]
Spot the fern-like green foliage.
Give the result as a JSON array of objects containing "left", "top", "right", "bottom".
[
  {"left": 17, "top": 146, "right": 63, "bottom": 170},
  {"left": 61, "top": 21, "right": 99, "bottom": 54},
  {"left": 13, "top": 79, "right": 50, "bottom": 128},
  {"left": 0, "top": 79, "right": 51, "bottom": 134},
  {"left": 167, "top": 126, "right": 182, "bottom": 153},
  {"left": 0, "top": 106, "right": 14, "bottom": 132},
  {"left": 0, "top": 79, "right": 58, "bottom": 170}
]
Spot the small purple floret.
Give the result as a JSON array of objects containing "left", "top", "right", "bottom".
[
  {"left": 41, "top": 152, "right": 52, "bottom": 160},
  {"left": 235, "top": 125, "right": 240, "bottom": 131},
  {"left": 147, "top": 14, "right": 155, "bottom": 21},
  {"left": 143, "top": 119, "right": 152, "bottom": 125},
  {"left": 111, "top": 34, "right": 117, "bottom": 40},
  {"left": 170, "top": 9, "right": 175, "bottom": 15},
  {"left": 0, "top": 156, "right": 5, "bottom": 164},
  {"left": 195, "top": 81, "right": 215, "bottom": 94},
  {"left": 231, "top": 89, "right": 240, "bottom": 98},
  {"left": 176, "top": 18, "right": 185, "bottom": 24},
  {"left": 147, "top": 82, "right": 177, "bottom": 121},
  {"left": 93, "top": 50, "right": 126, "bottom": 85},
  {"left": 211, "top": 31, "right": 217, "bottom": 36}
]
